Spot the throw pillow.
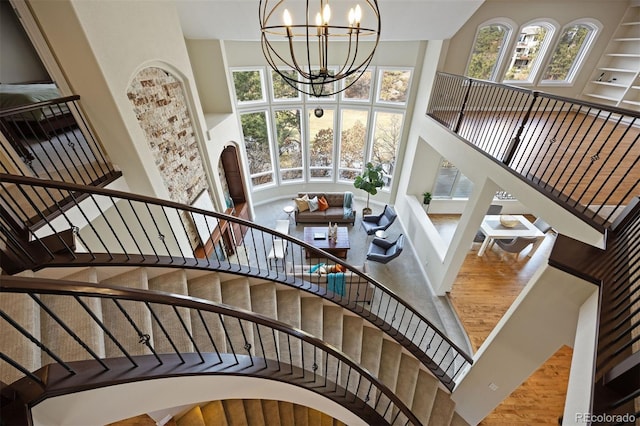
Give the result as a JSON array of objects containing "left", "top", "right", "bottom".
[
  {"left": 335, "top": 264, "right": 346, "bottom": 273},
  {"left": 318, "top": 195, "right": 329, "bottom": 211},
  {"left": 295, "top": 194, "right": 310, "bottom": 212},
  {"left": 308, "top": 196, "right": 319, "bottom": 212},
  {"left": 310, "top": 263, "right": 325, "bottom": 273}
]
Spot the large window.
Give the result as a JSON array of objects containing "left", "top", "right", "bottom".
[
  {"left": 466, "top": 23, "right": 511, "bottom": 80},
  {"left": 232, "top": 66, "right": 411, "bottom": 190},
  {"left": 504, "top": 23, "right": 555, "bottom": 83},
  {"left": 339, "top": 109, "right": 369, "bottom": 181},
  {"left": 275, "top": 109, "right": 303, "bottom": 181},
  {"left": 240, "top": 111, "right": 273, "bottom": 186},
  {"left": 371, "top": 111, "right": 404, "bottom": 188},
  {"left": 541, "top": 22, "right": 598, "bottom": 83},
  {"left": 433, "top": 159, "right": 473, "bottom": 198},
  {"left": 308, "top": 108, "right": 335, "bottom": 178}
]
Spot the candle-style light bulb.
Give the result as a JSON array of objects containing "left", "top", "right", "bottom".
[
  {"left": 283, "top": 9, "right": 292, "bottom": 27},
  {"left": 348, "top": 8, "right": 355, "bottom": 26},
  {"left": 322, "top": 3, "right": 331, "bottom": 24},
  {"left": 354, "top": 4, "right": 362, "bottom": 24},
  {"left": 315, "top": 12, "right": 322, "bottom": 26}
]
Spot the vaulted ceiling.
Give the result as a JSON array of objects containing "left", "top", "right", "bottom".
[{"left": 175, "top": 0, "right": 485, "bottom": 41}]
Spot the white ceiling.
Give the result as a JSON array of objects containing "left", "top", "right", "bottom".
[{"left": 174, "top": 0, "right": 485, "bottom": 41}]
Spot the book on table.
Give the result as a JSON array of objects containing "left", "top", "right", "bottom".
[{"left": 313, "top": 232, "right": 326, "bottom": 240}]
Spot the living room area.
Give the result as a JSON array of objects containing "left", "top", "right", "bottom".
[{"left": 244, "top": 188, "right": 570, "bottom": 424}]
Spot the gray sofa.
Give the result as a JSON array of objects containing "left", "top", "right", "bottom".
[{"left": 294, "top": 192, "right": 356, "bottom": 225}]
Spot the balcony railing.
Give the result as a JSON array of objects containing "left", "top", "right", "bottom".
[
  {"left": 0, "top": 275, "right": 420, "bottom": 425},
  {"left": 550, "top": 197, "right": 640, "bottom": 420},
  {"left": 0, "top": 95, "right": 120, "bottom": 186},
  {"left": 0, "top": 173, "right": 473, "bottom": 391},
  {"left": 427, "top": 72, "right": 640, "bottom": 230}
]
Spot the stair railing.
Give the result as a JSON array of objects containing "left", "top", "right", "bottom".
[
  {"left": 0, "top": 173, "right": 473, "bottom": 391},
  {"left": 549, "top": 197, "right": 640, "bottom": 419},
  {"left": 427, "top": 72, "right": 640, "bottom": 230},
  {"left": 0, "top": 95, "right": 120, "bottom": 186},
  {"left": 0, "top": 275, "right": 421, "bottom": 426}
]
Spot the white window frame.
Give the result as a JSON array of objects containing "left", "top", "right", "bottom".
[
  {"left": 539, "top": 19, "right": 602, "bottom": 86},
  {"left": 375, "top": 67, "right": 414, "bottom": 106},
  {"left": 230, "top": 67, "right": 267, "bottom": 106},
  {"left": 464, "top": 18, "right": 516, "bottom": 82},
  {"left": 502, "top": 20, "right": 558, "bottom": 86}
]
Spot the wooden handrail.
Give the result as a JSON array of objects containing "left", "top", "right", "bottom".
[
  {"left": 1, "top": 275, "right": 422, "bottom": 426},
  {"left": 0, "top": 173, "right": 473, "bottom": 390}
]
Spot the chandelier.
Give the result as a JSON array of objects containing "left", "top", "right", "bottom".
[{"left": 259, "top": 0, "right": 381, "bottom": 98}]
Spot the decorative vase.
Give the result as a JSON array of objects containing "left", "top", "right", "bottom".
[{"left": 363, "top": 207, "right": 372, "bottom": 216}]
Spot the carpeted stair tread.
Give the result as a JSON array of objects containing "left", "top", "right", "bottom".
[
  {"left": 428, "top": 388, "right": 456, "bottom": 426},
  {"left": 188, "top": 273, "right": 226, "bottom": 353},
  {"left": 260, "top": 400, "right": 281, "bottom": 424},
  {"left": 293, "top": 404, "right": 308, "bottom": 426},
  {"left": 147, "top": 270, "right": 193, "bottom": 353},
  {"left": 357, "top": 326, "right": 383, "bottom": 402},
  {"left": 41, "top": 268, "right": 104, "bottom": 365},
  {"left": 276, "top": 290, "right": 302, "bottom": 367},
  {"left": 248, "top": 283, "right": 278, "bottom": 360},
  {"left": 320, "top": 413, "right": 333, "bottom": 426},
  {"left": 411, "top": 369, "right": 439, "bottom": 425},
  {"left": 201, "top": 400, "right": 229, "bottom": 426},
  {"left": 340, "top": 315, "right": 363, "bottom": 391},
  {"left": 300, "top": 297, "right": 324, "bottom": 375},
  {"left": 307, "top": 407, "right": 322, "bottom": 426},
  {"left": 101, "top": 268, "right": 152, "bottom": 357},
  {"left": 0, "top": 269, "right": 41, "bottom": 384},
  {"left": 220, "top": 278, "right": 254, "bottom": 356},
  {"left": 242, "top": 399, "right": 265, "bottom": 426},
  {"left": 278, "top": 401, "right": 295, "bottom": 425},
  {"left": 451, "top": 411, "right": 470, "bottom": 426},
  {"left": 396, "top": 354, "right": 420, "bottom": 409},
  {"left": 106, "top": 413, "right": 157, "bottom": 425},
  {"left": 223, "top": 399, "right": 248, "bottom": 426},
  {"left": 376, "top": 339, "right": 402, "bottom": 416},
  {"left": 176, "top": 405, "right": 205, "bottom": 426},
  {"left": 322, "top": 306, "right": 343, "bottom": 382}
]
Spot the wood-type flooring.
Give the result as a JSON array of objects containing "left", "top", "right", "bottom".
[{"left": 433, "top": 214, "right": 573, "bottom": 426}]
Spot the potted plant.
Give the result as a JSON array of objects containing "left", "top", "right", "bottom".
[
  {"left": 422, "top": 191, "right": 432, "bottom": 205},
  {"left": 354, "top": 162, "right": 384, "bottom": 215}
]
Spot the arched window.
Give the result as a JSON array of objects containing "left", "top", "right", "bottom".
[
  {"left": 466, "top": 22, "right": 512, "bottom": 81},
  {"left": 541, "top": 21, "right": 600, "bottom": 84},
  {"left": 503, "top": 22, "right": 556, "bottom": 83}
]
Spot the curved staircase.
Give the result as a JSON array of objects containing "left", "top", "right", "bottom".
[{"left": 1, "top": 266, "right": 469, "bottom": 425}]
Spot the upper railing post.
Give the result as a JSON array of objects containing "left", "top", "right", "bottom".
[
  {"left": 502, "top": 91, "right": 539, "bottom": 166},
  {"left": 453, "top": 77, "right": 473, "bottom": 134}
]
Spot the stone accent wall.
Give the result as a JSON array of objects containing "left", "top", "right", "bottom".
[{"left": 127, "top": 67, "right": 206, "bottom": 206}]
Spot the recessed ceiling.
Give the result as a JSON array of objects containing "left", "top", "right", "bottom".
[{"left": 174, "top": 0, "right": 485, "bottom": 41}]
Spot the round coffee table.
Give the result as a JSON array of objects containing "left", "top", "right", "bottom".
[{"left": 375, "top": 230, "right": 388, "bottom": 239}]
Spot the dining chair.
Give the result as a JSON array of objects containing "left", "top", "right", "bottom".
[{"left": 494, "top": 236, "right": 538, "bottom": 260}]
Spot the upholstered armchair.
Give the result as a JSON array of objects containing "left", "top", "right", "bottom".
[
  {"left": 366, "top": 234, "right": 404, "bottom": 264},
  {"left": 494, "top": 236, "right": 538, "bottom": 260},
  {"left": 361, "top": 205, "right": 397, "bottom": 235}
]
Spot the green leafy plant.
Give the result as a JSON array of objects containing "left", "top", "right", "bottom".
[
  {"left": 422, "top": 191, "right": 432, "bottom": 205},
  {"left": 354, "top": 162, "right": 384, "bottom": 212}
]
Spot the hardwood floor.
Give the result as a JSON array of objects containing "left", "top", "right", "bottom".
[{"left": 431, "top": 214, "right": 571, "bottom": 425}]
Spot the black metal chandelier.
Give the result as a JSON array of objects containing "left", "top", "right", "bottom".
[{"left": 259, "top": 0, "right": 381, "bottom": 98}]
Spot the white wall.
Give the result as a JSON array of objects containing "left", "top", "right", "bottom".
[
  {"left": 31, "top": 375, "right": 367, "bottom": 426},
  {"left": 0, "top": 1, "right": 48, "bottom": 83}
]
